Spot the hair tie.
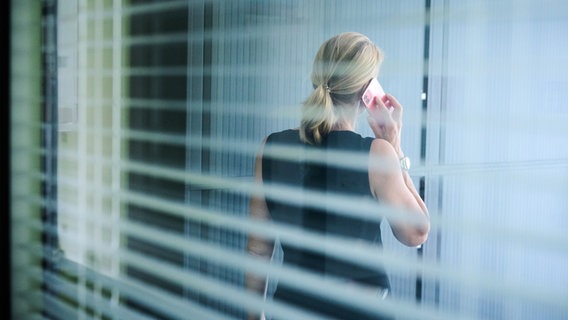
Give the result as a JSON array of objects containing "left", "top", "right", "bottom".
[{"left": 324, "top": 83, "right": 332, "bottom": 93}]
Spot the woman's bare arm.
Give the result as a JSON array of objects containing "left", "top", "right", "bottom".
[
  {"left": 368, "top": 139, "right": 430, "bottom": 247},
  {"left": 366, "top": 93, "right": 430, "bottom": 247},
  {"left": 245, "top": 139, "right": 273, "bottom": 319}
]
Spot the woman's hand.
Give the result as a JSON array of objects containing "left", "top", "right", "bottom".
[{"left": 366, "top": 93, "right": 404, "bottom": 157}]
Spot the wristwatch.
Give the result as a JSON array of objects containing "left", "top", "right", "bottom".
[{"left": 400, "top": 156, "right": 411, "bottom": 171}]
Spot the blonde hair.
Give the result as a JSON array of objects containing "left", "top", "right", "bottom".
[{"left": 300, "top": 32, "right": 383, "bottom": 144}]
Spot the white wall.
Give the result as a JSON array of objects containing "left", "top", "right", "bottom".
[{"left": 426, "top": 1, "right": 568, "bottom": 319}]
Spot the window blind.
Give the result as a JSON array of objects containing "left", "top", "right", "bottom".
[{"left": 10, "top": 0, "right": 568, "bottom": 319}]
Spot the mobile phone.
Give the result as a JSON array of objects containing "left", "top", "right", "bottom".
[{"left": 361, "top": 78, "right": 387, "bottom": 111}]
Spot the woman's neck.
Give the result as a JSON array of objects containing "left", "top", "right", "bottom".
[
  {"left": 332, "top": 103, "right": 361, "bottom": 132},
  {"left": 332, "top": 120, "right": 356, "bottom": 132}
]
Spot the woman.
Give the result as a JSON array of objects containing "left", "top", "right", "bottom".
[{"left": 246, "top": 32, "right": 430, "bottom": 320}]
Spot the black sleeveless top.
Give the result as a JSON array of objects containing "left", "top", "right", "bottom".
[{"left": 262, "top": 129, "right": 391, "bottom": 319}]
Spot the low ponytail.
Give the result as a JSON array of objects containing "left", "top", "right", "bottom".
[
  {"left": 299, "top": 32, "right": 383, "bottom": 145},
  {"left": 300, "top": 83, "right": 335, "bottom": 145}
]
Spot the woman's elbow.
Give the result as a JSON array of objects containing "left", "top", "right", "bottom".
[
  {"left": 407, "top": 229, "right": 429, "bottom": 247},
  {"left": 395, "top": 222, "right": 430, "bottom": 247}
]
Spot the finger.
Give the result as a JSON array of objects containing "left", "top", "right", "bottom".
[
  {"left": 375, "top": 96, "right": 391, "bottom": 118},
  {"left": 385, "top": 93, "right": 402, "bottom": 109},
  {"left": 385, "top": 93, "right": 403, "bottom": 121},
  {"left": 366, "top": 97, "right": 386, "bottom": 125},
  {"left": 373, "top": 112, "right": 390, "bottom": 127}
]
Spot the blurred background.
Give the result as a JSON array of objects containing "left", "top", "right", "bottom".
[{"left": 10, "top": 0, "right": 568, "bottom": 319}]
